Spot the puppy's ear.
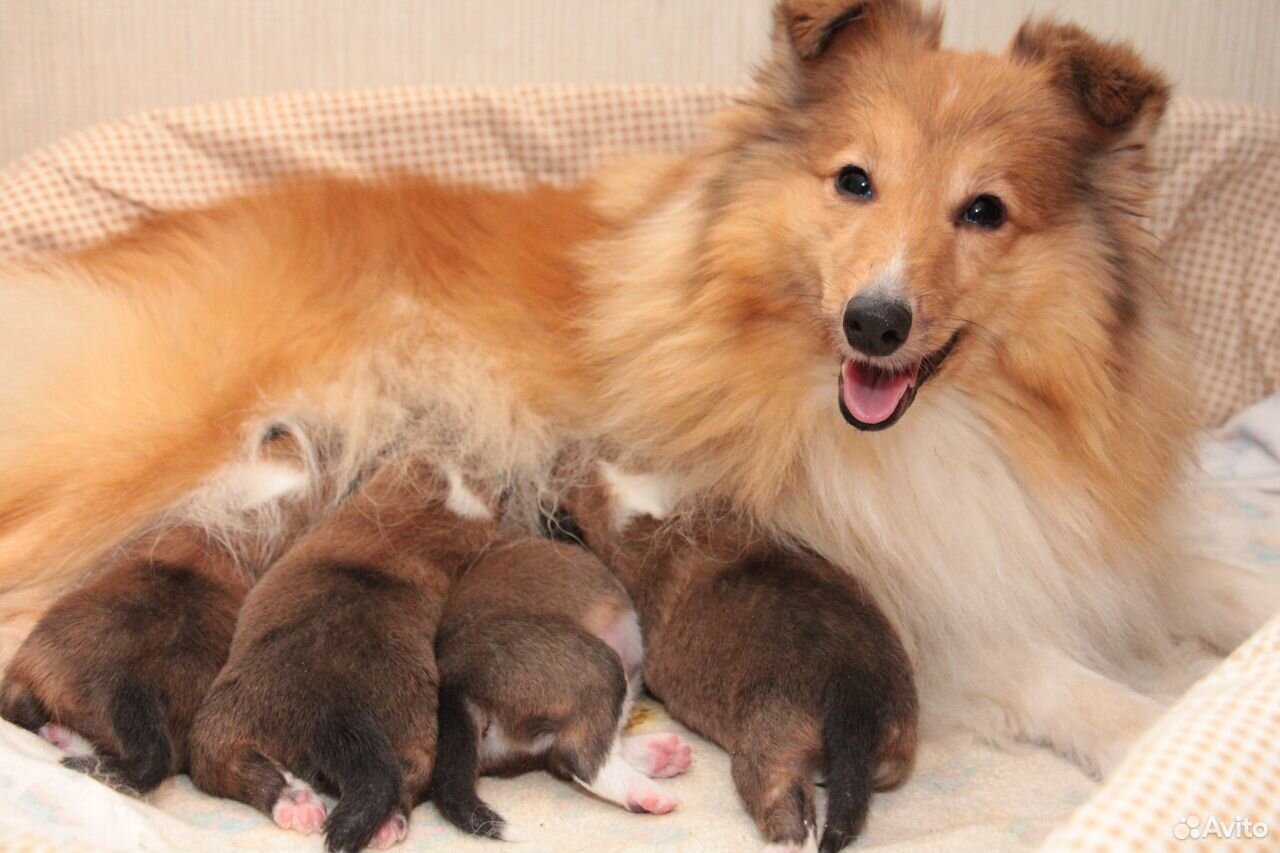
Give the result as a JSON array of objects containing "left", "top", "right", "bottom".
[
  {"left": 774, "top": 0, "right": 941, "bottom": 62},
  {"left": 1011, "top": 20, "right": 1170, "bottom": 136}
]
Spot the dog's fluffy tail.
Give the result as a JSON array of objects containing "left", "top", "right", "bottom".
[
  {"left": 429, "top": 682, "right": 511, "bottom": 841},
  {"left": 309, "top": 706, "right": 403, "bottom": 853},
  {"left": 0, "top": 262, "right": 254, "bottom": 621},
  {"left": 0, "top": 234, "right": 375, "bottom": 623}
]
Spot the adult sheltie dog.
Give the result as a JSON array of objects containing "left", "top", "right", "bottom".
[{"left": 0, "top": 0, "right": 1275, "bottom": 782}]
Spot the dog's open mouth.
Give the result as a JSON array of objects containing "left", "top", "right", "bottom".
[{"left": 838, "top": 331, "right": 961, "bottom": 431}]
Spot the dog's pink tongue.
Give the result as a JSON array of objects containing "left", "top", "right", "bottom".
[{"left": 842, "top": 359, "right": 913, "bottom": 424}]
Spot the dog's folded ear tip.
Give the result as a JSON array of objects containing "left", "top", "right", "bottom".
[
  {"left": 1010, "top": 18, "right": 1171, "bottom": 131},
  {"left": 775, "top": 0, "right": 942, "bottom": 62}
]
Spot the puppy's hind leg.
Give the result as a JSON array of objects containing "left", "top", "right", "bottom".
[
  {"left": 729, "top": 721, "right": 818, "bottom": 853},
  {"left": 551, "top": 641, "right": 678, "bottom": 815},
  {"left": 574, "top": 742, "right": 680, "bottom": 815},
  {"left": 621, "top": 733, "right": 693, "bottom": 779},
  {"left": 309, "top": 706, "right": 404, "bottom": 853},
  {"left": 193, "top": 743, "right": 327, "bottom": 835},
  {"left": 732, "top": 756, "right": 817, "bottom": 852},
  {"left": 0, "top": 680, "right": 50, "bottom": 735}
]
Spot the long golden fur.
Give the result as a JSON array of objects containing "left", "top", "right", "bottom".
[{"left": 0, "top": 0, "right": 1275, "bottom": 776}]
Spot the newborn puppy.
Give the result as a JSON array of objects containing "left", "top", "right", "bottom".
[
  {"left": 189, "top": 458, "right": 497, "bottom": 853},
  {"left": 0, "top": 525, "right": 251, "bottom": 793},
  {"left": 0, "top": 422, "right": 318, "bottom": 794},
  {"left": 430, "top": 534, "right": 692, "bottom": 841},
  {"left": 561, "top": 463, "right": 919, "bottom": 853}
]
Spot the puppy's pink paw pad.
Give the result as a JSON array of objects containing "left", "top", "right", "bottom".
[
  {"left": 623, "top": 733, "right": 692, "bottom": 778},
  {"left": 37, "top": 723, "right": 95, "bottom": 757},
  {"left": 369, "top": 813, "right": 408, "bottom": 849},
  {"left": 626, "top": 785, "right": 679, "bottom": 815},
  {"left": 272, "top": 782, "right": 327, "bottom": 835}
]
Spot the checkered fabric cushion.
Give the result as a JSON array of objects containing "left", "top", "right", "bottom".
[{"left": 1041, "top": 611, "right": 1280, "bottom": 853}]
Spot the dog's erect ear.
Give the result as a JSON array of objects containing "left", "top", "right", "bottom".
[
  {"left": 1011, "top": 20, "right": 1170, "bottom": 135},
  {"left": 775, "top": 0, "right": 941, "bottom": 62}
]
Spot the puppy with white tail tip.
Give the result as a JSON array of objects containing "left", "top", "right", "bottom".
[
  {"left": 558, "top": 460, "right": 918, "bottom": 853},
  {"left": 430, "top": 532, "right": 692, "bottom": 842}
]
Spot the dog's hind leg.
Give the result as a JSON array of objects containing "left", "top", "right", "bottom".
[
  {"left": 572, "top": 739, "right": 681, "bottom": 815},
  {"left": 59, "top": 677, "right": 172, "bottom": 794},
  {"left": 309, "top": 705, "right": 404, "bottom": 853}
]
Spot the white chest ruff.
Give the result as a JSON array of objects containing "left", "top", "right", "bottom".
[{"left": 774, "top": 390, "right": 1161, "bottom": 684}]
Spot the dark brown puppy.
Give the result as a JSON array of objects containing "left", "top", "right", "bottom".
[
  {"left": 560, "top": 462, "right": 918, "bottom": 853},
  {"left": 0, "top": 423, "right": 318, "bottom": 794},
  {"left": 430, "top": 534, "right": 692, "bottom": 841},
  {"left": 0, "top": 525, "right": 251, "bottom": 794},
  {"left": 188, "top": 458, "right": 496, "bottom": 853}
]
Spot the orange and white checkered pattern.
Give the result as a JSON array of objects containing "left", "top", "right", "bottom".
[
  {"left": 1041, "top": 611, "right": 1280, "bottom": 853},
  {"left": 0, "top": 86, "right": 1277, "bottom": 425}
]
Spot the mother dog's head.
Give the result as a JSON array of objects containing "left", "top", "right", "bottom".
[
  {"left": 587, "top": 0, "right": 1187, "bottom": 509},
  {"left": 730, "top": 0, "right": 1173, "bottom": 430}
]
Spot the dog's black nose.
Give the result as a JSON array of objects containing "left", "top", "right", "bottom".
[{"left": 843, "top": 293, "right": 913, "bottom": 356}]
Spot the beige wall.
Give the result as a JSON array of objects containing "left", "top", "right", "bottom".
[{"left": 3, "top": 0, "right": 1278, "bottom": 165}]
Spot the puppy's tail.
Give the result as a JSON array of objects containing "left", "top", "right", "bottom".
[
  {"left": 819, "top": 676, "right": 917, "bottom": 853},
  {"left": 310, "top": 706, "right": 402, "bottom": 853},
  {"left": 429, "top": 682, "right": 511, "bottom": 841},
  {"left": 61, "top": 676, "right": 174, "bottom": 795}
]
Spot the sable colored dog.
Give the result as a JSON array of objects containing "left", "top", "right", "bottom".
[
  {"left": 558, "top": 461, "right": 917, "bottom": 852},
  {"left": 430, "top": 534, "right": 691, "bottom": 841},
  {"left": 1, "top": 0, "right": 1276, "bottom": 797},
  {"left": 188, "top": 458, "right": 496, "bottom": 853}
]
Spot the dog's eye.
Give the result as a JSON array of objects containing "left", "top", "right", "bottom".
[
  {"left": 835, "top": 166, "right": 873, "bottom": 200},
  {"left": 960, "top": 194, "right": 1005, "bottom": 229}
]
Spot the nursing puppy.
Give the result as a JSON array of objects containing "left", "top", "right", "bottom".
[
  {"left": 0, "top": 526, "right": 250, "bottom": 793},
  {"left": 188, "top": 458, "right": 496, "bottom": 853},
  {"left": 560, "top": 463, "right": 918, "bottom": 853},
  {"left": 430, "top": 534, "right": 691, "bottom": 841},
  {"left": 0, "top": 425, "right": 317, "bottom": 793}
]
